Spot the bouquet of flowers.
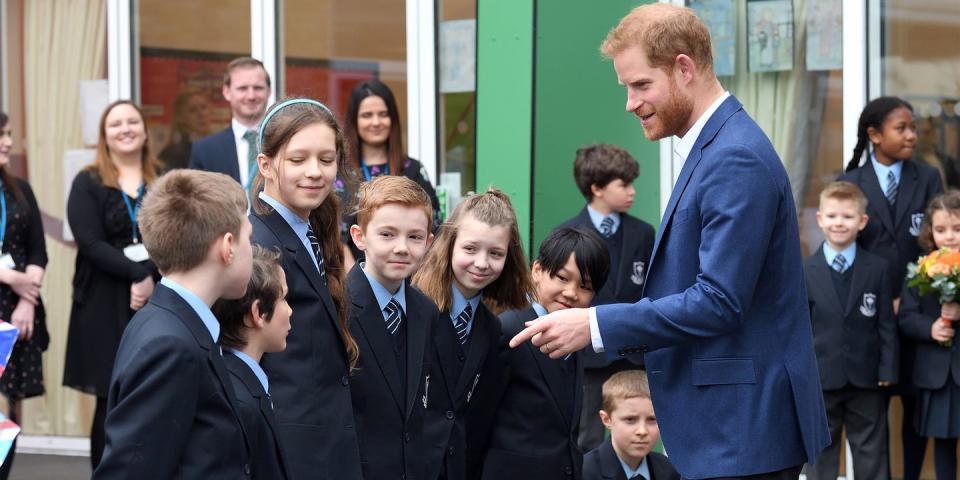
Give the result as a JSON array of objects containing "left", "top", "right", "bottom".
[{"left": 907, "top": 247, "right": 960, "bottom": 346}]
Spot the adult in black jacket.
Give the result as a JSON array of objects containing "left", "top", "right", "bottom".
[
  {"left": 62, "top": 101, "right": 161, "bottom": 469},
  {"left": 337, "top": 78, "right": 441, "bottom": 264}
]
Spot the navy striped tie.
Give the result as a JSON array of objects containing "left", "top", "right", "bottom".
[
  {"left": 305, "top": 225, "right": 326, "bottom": 283},
  {"left": 385, "top": 298, "right": 403, "bottom": 335},
  {"left": 600, "top": 216, "right": 615, "bottom": 238},
  {"left": 454, "top": 304, "right": 472, "bottom": 345},
  {"left": 832, "top": 254, "right": 847, "bottom": 273},
  {"left": 886, "top": 171, "right": 898, "bottom": 206}
]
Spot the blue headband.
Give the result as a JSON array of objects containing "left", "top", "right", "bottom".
[{"left": 257, "top": 98, "right": 333, "bottom": 154}]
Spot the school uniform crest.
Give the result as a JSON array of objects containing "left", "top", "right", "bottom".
[
  {"left": 910, "top": 212, "right": 924, "bottom": 237},
  {"left": 859, "top": 293, "right": 877, "bottom": 317},
  {"left": 630, "top": 261, "right": 646, "bottom": 286}
]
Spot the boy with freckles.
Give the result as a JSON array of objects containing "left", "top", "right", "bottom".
[
  {"left": 583, "top": 370, "right": 678, "bottom": 480},
  {"left": 347, "top": 175, "right": 440, "bottom": 480}
]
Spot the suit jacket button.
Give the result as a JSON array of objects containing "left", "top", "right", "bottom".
[
  {"left": 446, "top": 410, "right": 455, "bottom": 420},
  {"left": 404, "top": 432, "right": 411, "bottom": 442},
  {"left": 244, "top": 464, "right": 251, "bottom": 475},
  {"left": 340, "top": 375, "right": 349, "bottom": 386},
  {"left": 564, "top": 466, "right": 573, "bottom": 475},
  {"left": 448, "top": 446, "right": 456, "bottom": 456},
  {"left": 458, "top": 355, "right": 466, "bottom": 362}
]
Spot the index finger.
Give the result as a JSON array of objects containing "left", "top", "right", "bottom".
[{"left": 509, "top": 321, "right": 549, "bottom": 348}]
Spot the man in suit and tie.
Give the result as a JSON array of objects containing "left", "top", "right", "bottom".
[
  {"left": 509, "top": 4, "right": 830, "bottom": 479},
  {"left": 189, "top": 57, "right": 270, "bottom": 194}
]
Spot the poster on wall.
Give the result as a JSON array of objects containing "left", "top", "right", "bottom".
[
  {"left": 747, "top": 0, "right": 794, "bottom": 73},
  {"left": 805, "top": 0, "right": 842, "bottom": 71},
  {"left": 139, "top": 49, "right": 378, "bottom": 172},
  {"left": 687, "top": 0, "right": 737, "bottom": 77},
  {"left": 440, "top": 19, "right": 476, "bottom": 93}
]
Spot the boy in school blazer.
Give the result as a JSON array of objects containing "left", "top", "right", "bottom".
[
  {"left": 557, "top": 143, "right": 654, "bottom": 451},
  {"left": 93, "top": 170, "right": 252, "bottom": 479},
  {"left": 804, "top": 182, "right": 897, "bottom": 480},
  {"left": 346, "top": 176, "right": 438, "bottom": 480}
]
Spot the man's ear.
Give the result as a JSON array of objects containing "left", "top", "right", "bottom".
[
  {"left": 674, "top": 54, "right": 696, "bottom": 85},
  {"left": 349, "top": 224, "right": 366, "bottom": 251}
]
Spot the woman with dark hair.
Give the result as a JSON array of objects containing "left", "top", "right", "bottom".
[
  {"left": 0, "top": 112, "right": 48, "bottom": 479},
  {"left": 62, "top": 100, "right": 161, "bottom": 469},
  {"left": 337, "top": 78, "right": 441, "bottom": 265}
]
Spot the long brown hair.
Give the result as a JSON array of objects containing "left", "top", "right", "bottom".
[
  {"left": 252, "top": 98, "right": 359, "bottom": 368},
  {"left": 343, "top": 79, "right": 405, "bottom": 177},
  {"left": 413, "top": 187, "right": 534, "bottom": 314},
  {"left": 0, "top": 112, "right": 26, "bottom": 208},
  {"left": 84, "top": 100, "right": 162, "bottom": 188}
]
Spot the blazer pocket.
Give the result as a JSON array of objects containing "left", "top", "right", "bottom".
[{"left": 692, "top": 357, "right": 756, "bottom": 386}]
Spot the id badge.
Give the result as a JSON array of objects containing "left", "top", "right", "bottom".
[
  {"left": 123, "top": 243, "right": 150, "bottom": 262},
  {"left": 0, "top": 254, "right": 14, "bottom": 270}
]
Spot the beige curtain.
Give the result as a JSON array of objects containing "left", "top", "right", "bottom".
[{"left": 22, "top": 0, "right": 106, "bottom": 436}]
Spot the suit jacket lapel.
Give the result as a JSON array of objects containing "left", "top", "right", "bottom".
[
  {"left": 811, "top": 247, "right": 845, "bottom": 317},
  {"left": 218, "top": 127, "right": 241, "bottom": 181},
  {"left": 860, "top": 167, "right": 896, "bottom": 234},
  {"left": 348, "top": 267, "right": 405, "bottom": 414},
  {"left": 434, "top": 314, "right": 461, "bottom": 406},
  {"left": 454, "top": 305, "right": 492, "bottom": 406},
  {"left": 844, "top": 252, "right": 870, "bottom": 317},
  {"left": 258, "top": 209, "right": 344, "bottom": 347},
  {"left": 228, "top": 356, "right": 290, "bottom": 479},
  {"left": 598, "top": 439, "right": 627, "bottom": 480},
  {"left": 404, "top": 284, "right": 429, "bottom": 421},
  {"left": 648, "top": 95, "right": 742, "bottom": 275},
  {"left": 895, "top": 160, "right": 919, "bottom": 227}
]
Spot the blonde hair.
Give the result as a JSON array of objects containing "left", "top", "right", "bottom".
[
  {"left": 139, "top": 170, "right": 246, "bottom": 274},
  {"left": 601, "top": 370, "right": 651, "bottom": 413},
  {"left": 413, "top": 187, "right": 534, "bottom": 314},
  {"left": 600, "top": 3, "right": 714, "bottom": 74},
  {"left": 819, "top": 181, "right": 868, "bottom": 214},
  {"left": 355, "top": 175, "right": 433, "bottom": 232},
  {"left": 86, "top": 100, "right": 162, "bottom": 188},
  {"left": 251, "top": 98, "right": 359, "bottom": 369}
]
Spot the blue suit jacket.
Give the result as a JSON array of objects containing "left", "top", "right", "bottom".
[
  {"left": 595, "top": 96, "right": 830, "bottom": 479},
  {"left": 188, "top": 127, "right": 241, "bottom": 182}
]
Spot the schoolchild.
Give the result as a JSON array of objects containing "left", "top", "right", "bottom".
[
  {"left": 804, "top": 181, "right": 897, "bottom": 480},
  {"left": 558, "top": 143, "right": 654, "bottom": 451},
  {"left": 346, "top": 174, "right": 439, "bottom": 480},
  {"left": 839, "top": 96, "right": 943, "bottom": 480},
  {"left": 482, "top": 226, "right": 610, "bottom": 480},
  {"left": 582, "top": 370, "right": 679, "bottom": 480},
  {"left": 212, "top": 245, "right": 293, "bottom": 479},
  {"left": 413, "top": 188, "right": 535, "bottom": 480},
  {"left": 93, "top": 169, "right": 253, "bottom": 479},
  {"left": 250, "top": 98, "right": 362, "bottom": 480},
  {"left": 899, "top": 191, "right": 960, "bottom": 480}
]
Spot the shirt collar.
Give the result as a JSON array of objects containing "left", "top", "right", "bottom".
[
  {"left": 452, "top": 284, "right": 481, "bottom": 327},
  {"left": 228, "top": 349, "right": 269, "bottom": 395},
  {"left": 232, "top": 118, "right": 258, "bottom": 142},
  {"left": 618, "top": 455, "right": 650, "bottom": 480},
  {"left": 870, "top": 153, "right": 903, "bottom": 184},
  {"left": 258, "top": 191, "right": 309, "bottom": 235},
  {"left": 531, "top": 301, "right": 548, "bottom": 318},
  {"left": 160, "top": 277, "right": 219, "bottom": 343},
  {"left": 586, "top": 205, "right": 621, "bottom": 235},
  {"left": 673, "top": 91, "right": 731, "bottom": 164},
  {"left": 362, "top": 263, "right": 407, "bottom": 316},
  {"left": 822, "top": 241, "right": 857, "bottom": 268}
]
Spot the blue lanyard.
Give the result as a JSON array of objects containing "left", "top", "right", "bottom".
[
  {"left": 360, "top": 161, "right": 389, "bottom": 182},
  {"left": 121, "top": 184, "right": 145, "bottom": 244}
]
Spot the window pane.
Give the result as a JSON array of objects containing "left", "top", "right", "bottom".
[
  {"left": 138, "top": 0, "right": 251, "bottom": 171},
  {"left": 437, "top": 0, "right": 476, "bottom": 213}
]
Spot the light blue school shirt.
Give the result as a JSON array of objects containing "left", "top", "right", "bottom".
[
  {"left": 531, "top": 301, "right": 548, "bottom": 318},
  {"left": 229, "top": 349, "right": 270, "bottom": 395},
  {"left": 822, "top": 242, "right": 857, "bottom": 271},
  {"left": 587, "top": 205, "right": 621, "bottom": 235},
  {"left": 160, "top": 277, "right": 219, "bottom": 343},
  {"left": 871, "top": 153, "right": 903, "bottom": 193},
  {"left": 451, "top": 284, "right": 481, "bottom": 336},
  {"left": 361, "top": 263, "right": 407, "bottom": 321},
  {"left": 619, "top": 455, "right": 650, "bottom": 480},
  {"left": 258, "top": 191, "right": 319, "bottom": 270}
]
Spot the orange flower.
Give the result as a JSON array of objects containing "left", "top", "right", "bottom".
[{"left": 939, "top": 250, "right": 960, "bottom": 268}]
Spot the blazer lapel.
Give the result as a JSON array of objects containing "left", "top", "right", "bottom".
[
  {"left": 218, "top": 127, "right": 241, "bottom": 181},
  {"left": 348, "top": 267, "right": 405, "bottom": 414},
  {"left": 894, "top": 160, "right": 919, "bottom": 227},
  {"left": 525, "top": 308, "right": 574, "bottom": 426},
  {"left": 434, "top": 315, "right": 461, "bottom": 406},
  {"left": 598, "top": 439, "right": 627, "bottom": 480},
  {"left": 811, "top": 248, "right": 845, "bottom": 317},
  {"left": 258, "top": 209, "right": 344, "bottom": 347},
  {"left": 454, "top": 305, "right": 492, "bottom": 406},
  {"left": 844, "top": 252, "right": 870, "bottom": 317},
  {"left": 614, "top": 218, "right": 639, "bottom": 298},
  {"left": 860, "top": 167, "right": 896, "bottom": 235},
  {"left": 229, "top": 356, "right": 289, "bottom": 479},
  {"left": 404, "top": 284, "right": 429, "bottom": 421},
  {"left": 648, "top": 95, "right": 742, "bottom": 274}
]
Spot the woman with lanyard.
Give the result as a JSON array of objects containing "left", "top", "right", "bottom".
[
  {"left": 336, "top": 78, "right": 441, "bottom": 266},
  {"left": 63, "top": 100, "right": 160, "bottom": 469},
  {"left": 0, "top": 112, "right": 47, "bottom": 479}
]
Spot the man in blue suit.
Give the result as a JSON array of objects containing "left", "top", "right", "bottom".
[
  {"left": 188, "top": 57, "right": 270, "bottom": 192},
  {"left": 510, "top": 5, "right": 830, "bottom": 479}
]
